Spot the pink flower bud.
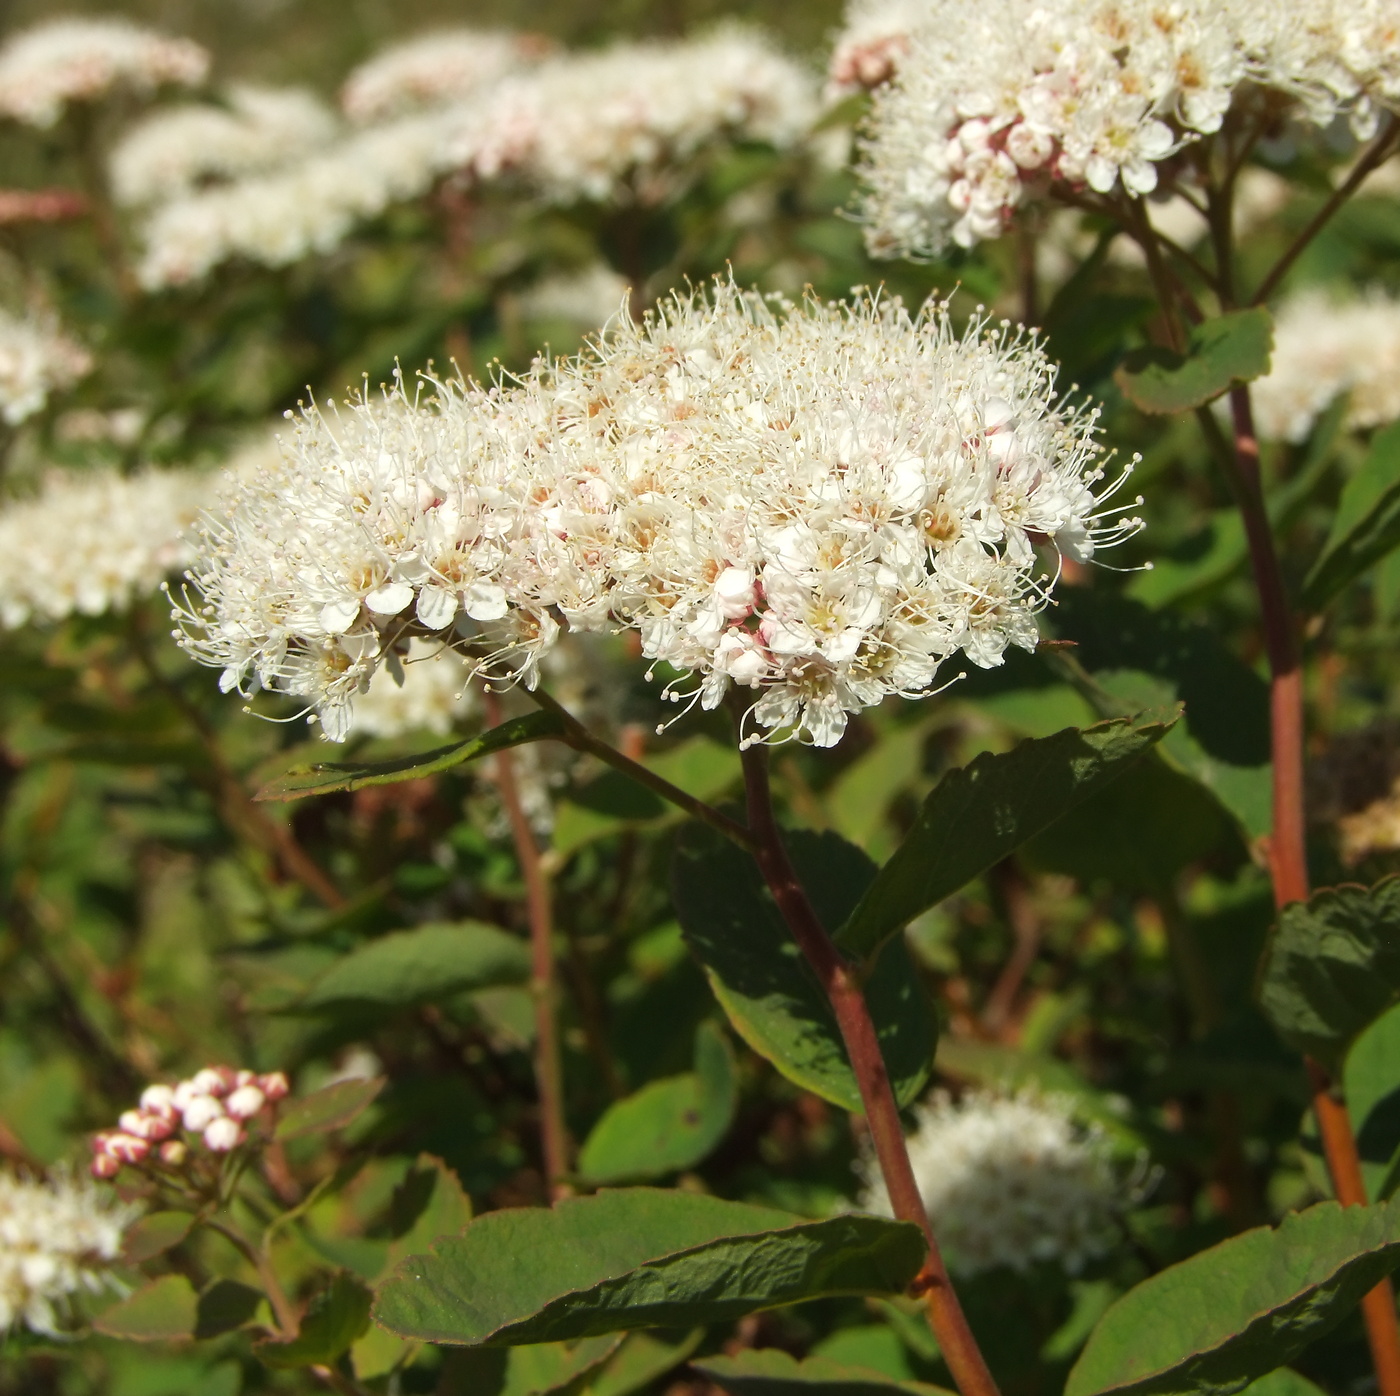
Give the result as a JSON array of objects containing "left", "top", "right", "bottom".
[
  {"left": 90, "top": 1131, "right": 114, "bottom": 1153},
  {"left": 172, "top": 1079, "right": 199, "bottom": 1110},
  {"left": 258, "top": 1072, "right": 290, "bottom": 1102},
  {"left": 181, "top": 1095, "right": 225, "bottom": 1133},
  {"left": 158, "top": 1140, "right": 188, "bottom": 1166},
  {"left": 140, "top": 1084, "right": 177, "bottom": 1115},
  {"left": 106, "top": 1133, "right": 150, "bottom": 1164},
  {"left": 191, "top": 1068, "right": 228, "bottom": 1097},
  {"left": 91, "top": 1153, "right": 121, "bottom": 1179},
  {"left": 203, "top": 1117, "right": 244, "bottom": 1152},
  {"left": 224, "top": 1085, "right": 265, "bottom": 1121},
  {"left": 119, "top": 1110, "right": 147, "bottom": 1135},
  {"left": 235, "top": 1069, "right": 257, "bottom": 1088}
]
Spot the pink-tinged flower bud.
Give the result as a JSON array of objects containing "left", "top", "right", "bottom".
[
  {"left": 224, "top": 1085, "right": 265, "bottom": 1121},
  {"left": 119, "top": 1110, "right": 146, "bottom": 1135},
  {"left": 258, "top": 1072, "right": 290, "bottom": 1102},
  {"left": 158, "top": 1140, "right": 188, "bottom": 1166},
  {"left": 191, "top": 1068, "right": 228, "bottom": 1096},
  {"left": 91, "top": 1152, "right": 121, "bottom": 1179},
  {"left": 140, "top": 1083, "right": 177, "bottom": 1114},
  {"left": 141, "top": 1112, "right": 176, "bottom": 1141},
  {"left": 172, "top": 1079, "right": 199, "bottom": 1110},
  {"left": 106, "top": 1133, "right": 150, "bottom": 1164},
  {"left": 90, "top": 1130, "right": 114, "bottom": 1153},
  {"left": 235, "top": 1069, "right": 257, "bottom": 1088},
  {"left": 181, "top": 1095, "right": 225, "bottom": 1133},
  {"left": 203, "top": 1117, "right": 244, "bottom": 1152}
]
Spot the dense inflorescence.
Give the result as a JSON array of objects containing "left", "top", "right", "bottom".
[
  {"left": 0, "top": 310, "right": 91, "bottom": 426},
  {"left": 0, "top": 1170, "right": 136, "bottom": 1335},
  {"left": 857, "top": 1088, "right": 1134, "bottom": 1275},
  {"left": 0, "top": 18, "right": 208, "bottom": 128},
  {"left": 853, "top": 0, "right": 1400, "bottom": 258},
  {"left": 177, "top": 281, "right": 1140, "bottom": 748},
  {"left": 346, "top": 639, "right": 478, "bottom": 739}
]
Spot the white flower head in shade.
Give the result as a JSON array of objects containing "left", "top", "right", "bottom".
[
  {"left": 0, "top": 18, "right": 208, "bottom": 129},
  {"left": 110, "top": 85, "right": 339, "bottom": 207},
  {"left": 1249, "top": 287, "right": 1400, "bottom": 443},
  {"left": 857, "top": 1089, "right": 1135, "bottom": 1275},
  {"left": 340, "top": 28, "right": 548, "bottom": 123},
  {"left": 0, "top": 310, "right": 91, "bottom": 425},
  {"left": 518, "top": 263, "right": 630, "bottom": 330},
  {"left": 0, "top": 1169, "right": 137, "bottom": 1335},
  {"left": 346, "top": 639, "right": 477, "bottom": 739}
]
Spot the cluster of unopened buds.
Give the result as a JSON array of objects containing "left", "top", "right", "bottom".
[{"left": 91, "top": 1067, "right": 289, "bottom": 1178}]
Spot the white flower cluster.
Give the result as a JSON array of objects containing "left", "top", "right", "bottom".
[
  {"left": 340, "top": 28, "right": 547, "bottom": 123},
  {"left": 1250, "top": 288, "right": 1400, "bottom": 442},
  {"left": 827, "top": 0, "right": 921, "bottom": 97},
  {"left": 855, "top": 0, "right": 1400, "bottom": 258},
  {"left": 0, "top": 310, "right": 91, "bottom": 426},
  {"left": 348, "top": 639, "right": 477, "bottom": 739},
  {"left": 518, "top": 263, "right": 630, "bottom": 329},
  {"left": 177, "top": 281, "right": 1138, "bottom": 748},
  {"left": 858, "top": 1089, "right": 1130, "bottom": 1275},
  {"left": 0, "top": 1170, "right": 135, "bottom": 1335},
  {"left": 110, "top": 85, "right": 339, "bottom": 208},
  {"left": 0, "top": 18, "right": 208, "bottom": 129},
  {"left": 91, "top": 1067, "right": 291, "bottom": 1176}
]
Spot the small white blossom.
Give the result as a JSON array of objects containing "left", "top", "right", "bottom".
[
  {"left": 0, "top": 1170, "right": 136, "bottom": 1335},
  {"left": 0, "top": 310, "right": 90, "bottom": 426},
  {"left": 0, "top": 18, "right": 207, "bottom": 129},
  {"left": 857, "top": 1089, "right": 1135, "bottom": 1275}
]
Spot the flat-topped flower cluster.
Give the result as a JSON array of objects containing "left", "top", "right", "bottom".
[
  {"left": 178, "top": 281, "right": 1140, "bottom": 748},
  {"left": 854, "top": 0, "right": 1400, "bottom": 257},
  {"left": 0, "top": 309, "right": 90, "bottom": 426}
]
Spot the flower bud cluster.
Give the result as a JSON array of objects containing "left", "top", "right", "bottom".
[
  {"left": 0, "top": 309, "right": 91, "bottom": 427},
  {"left": 826, "top": 0, "right": 920, "bottom": 98},
  {"left": 177, "top": 279, "right": 1141, "bottom": 749},
  {"left": 91, "top": 1067, "right": 289, "bottom": 1178},
  {"left": 0, "top": 18, "right": 208, "bottom": 129}
]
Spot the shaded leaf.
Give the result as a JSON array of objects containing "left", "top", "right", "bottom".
[
  {"left": 1304, "top": 420, "right": 1400, "bottom": 608},
  {"left": 1115, "top": 308, "right": 1273, "bottom": 414},
  {"left": 122, "top": 1211, "right": 194, "bottom": 1264},
  {"left": 194, "top": 1279, "right": 264, "bottom": 1339},
  {"left": 255, "top": 711, "right": 566, "bottom": 802},
  {"left": 695, "top": 1348, "right": 953, "bottom": 1395},
  {"left": 578, "top": 1022, "right": 737, "bottom": 1183},
  {"left": 1257, "top": 877, "right": 1400, "bottom": 1071},
  {"left": 255, "top": 1272, "right": 372, "bottom": 1369},
  {"left": 301, "top": 923, "right": 529, "bottom": 1012},
  {"left": 275, "top": 1076, "right": 385, "bottom": 1141},
  {"left": 372, "top": 1187, "right": 926, "bottom": 1345},
  {"left": 352, "top": 1323, "right": 414, "bottom": 1381},
  {"left": 1345, "top": 1003, "right": 1400, "bottom": 1202},
  {"left": 386, "top": 1153, "right": 473, "bottom": 1272},
  {"left": 442, "top": 1335, "right": 624, "bottom": 1395},
  {"left": 1066, "top": 1199, "right": 1400, "bottom": 1396},
  {"left": 94, "top": 1274, "right": 197, "bottom": 1342},
  {"left": 837, "top": 714, "right": 1176, "bottom": 962},
  {"left": 673, "top": 828, "right": 936, "bottom": 1111},
  {"left": 589, "top": 1330, "right": 705, "bottom": 1396}
]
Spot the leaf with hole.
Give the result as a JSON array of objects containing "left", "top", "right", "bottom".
[
  {"left": 1066, "top": 1198, "right": 1400, "bottom": 1396},
  {"left": 1304, "top": 421, "right": 1400, "bottom": 608},
  {"left": 694, "top": 1349, "right": 954, "bottom": 1395},
  {"left": 94, "top": 1274, "right": 197, "bottom": 1342},
  {"left": 255, "top": 710, "right": 566, "bottom": 801},
  {"left": 255, "top": 1272, "right": 372, "bottom": 1369},
  {"left": 578, "top": 1022, "right": 737, "bottom": 1183},
  {"left": 275, "top": 1076, "right": 385, "bottom": 1141},
  {"left": 1256, "top": 877, "right": 1400, "bottom": 1071},
  {"left": 1114, "top": 308, "right": 1273, "bottom": 414},
  {"left": 371, "top": 1187, "right": 926, "bottom": 1345},
  {"left": 673, "top": 827, "right": 936, "bottom": 1111},
  {"left": 837, "top": 713, "right": 1175, "bottom": 962}
]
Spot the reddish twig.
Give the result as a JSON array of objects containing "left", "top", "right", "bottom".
[{"left": 0, "top": 188, "right": 87, "bottom": 224}]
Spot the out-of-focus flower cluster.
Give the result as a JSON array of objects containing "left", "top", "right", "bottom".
[
  {"left": 0, "top": 18, "right": 208, "bottom": 129},
  {"left": 858, "top": 1088, "right": 1136, "bottom": 1275},
  {"left": 852, "top": 0, "right": 1400, "bottom": 257},
  {"left": 176, "top": 280, "right": 1140, "bottom": 749},
  {"left": 347, "top": 639, "right": 478, "bottom": 739},
  {"left": 0, "top": 309, "right": 91, "bottom": 426},
  {"left": 0, "top": 1170, "right": 136, "bottom": 1335},
  {"left": 91, "top": 1067, "right": 290, "bottom": 1177}
]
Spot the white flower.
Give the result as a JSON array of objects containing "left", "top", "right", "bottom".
[
  {"left": 0, "top": 1170, "right": 136, "bottom": 1335},
  {"left": 0, "top": 310, "right": 90, "bottom": 425},
  {"left": 857, "top": 1089, "right": 1135, "bottom": 1275},
  {"left": 347, "top": 639, "right": 477, "bottom": 739},
  {"left": 0, "top": 18, "right": 207, "bottom": 128},
  {"left": 110, "top": 85, "right": 339, "bottom": 207}
]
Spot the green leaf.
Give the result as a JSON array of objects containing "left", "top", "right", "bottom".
[
  {"left": 255, "top": 1272, "right": 372, "bottom": 1369},
  {"left": 1239, "top": 1373, "right": 1328, "bottom": 1396},
  {"left": 1114, "top": 308, "right": 1273, "bottom": 414},
  {"left": 673, "top": 827, "right": 937, "bottom": 1111},
  {"left": 301, "top": 922, "right": 529, "bottom": 1012},
  {"left": 442, "top": 1336, "right": 625, "bottom": 1395},
  {"left": 694, "top": 1349, "right": 954, "bottom": 1395},
  {"left": 372, "top": 1187, "right": 926, "bottom": 1345},
  {"left": 588, "top": 1330, "right": 705, "bottom": 1396},
  {"left": 1066, "top": 1198, "right": 1400, "bottom": 1396},
  {"left": 94, "top": 1274, "right": 197, "bottom": 1342},
  {"left": 254, "top": 711, "right": 567, "bottom": 802},
  {"left": 122, "top": 1211, "right": 194, "bottom": 1264},
  {"left": 1304, "top": 421, "right": 1400, "bottom": 608},
  {"left": 1345, "top": 1003, "right": 1400, "bottom": 1202},
  {"left": 194, "top": 1279, "right": 265, "bottom": 1339},
  {"left": 275, "top": 1076, "right": 385, "bottom": 1141},
  {"left": 578, "top": 1022, "right": 737, "bottom": 1183},
  {"left": 352, "top": 1323, "right": 415, "bottom": 1381},
  {"left": 837, "top": 713, "right": 1176, "bottom": 962},
  {"left": 1257, "top": 877, "right": 1400, "bottom": 1071},
  {"left": 386, "top": 1153, "right": 473, "bottom": 1272}
]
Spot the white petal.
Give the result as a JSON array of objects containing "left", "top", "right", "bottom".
[
  {"left": 416, "top": 586, "right": 459, "bottom": 630},
  {"left": 320, "top": 599, "right": 362, "bottom": 633},
  {"left": 463, "top": 581, "right": 508, "bottom": 621},
  {"left": 365, "top": 581, "right": 414, "bottom": 615}
]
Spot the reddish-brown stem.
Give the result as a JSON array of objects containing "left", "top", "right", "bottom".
[
  {"left": 736, "top": 736, "right": 999, "bottom": 1396},
  {"left": 483, "top": 688, "right": 572, "bottom": 1200}
]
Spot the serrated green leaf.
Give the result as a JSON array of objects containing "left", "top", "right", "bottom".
[
  {"left": 94, "top": 1274, "right": 197, "bottom": 1342},
  {"left": 372, "top": 1188, "right": 926, "bottom": 1345},
  {"left": 1067, "top": 1198, "right": 1400, "bottom": 1396},
  {"left": 837, "top": 714, "right": 1175, "bottom": 962},
  {"left": 694, "top": 1348, "right": 953, "bottom": 1395},
  {"left": 301, "top": 922, "right": 529, "bottom": 1011},
  {"left": 1115, "top": 308, "right": 1273, "bottom": 414},
  {"left": 386, "top": 1153, "right": 473, "bottom": 1272},
  {"left": 672, "top": 827, "right": 936, "bottom": 1111},
  {"left": 255, "top": 710, "right": 567, "bottom": 802},
  {"left": 1257, "top": 877, "right": 1400, "bottom": 1070},
  {"left": 578, "top": 1022, "right": 737, "bottom": 1183},
  {"left": 1345, "top": 1003, "right": 1400, "bottom": 1202},
  {"left": 275, "top": 1076, "right": 385, "bottom": 1140},
  {"left": 1304, "top": 421, "right": 1400, "bottom": 608},
  {"left": 255, "top": 1272, "right": 372, "bottom": 1369},
  {"left": 122, "top": 1211, "right": 194, "bottom": 1264}
]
